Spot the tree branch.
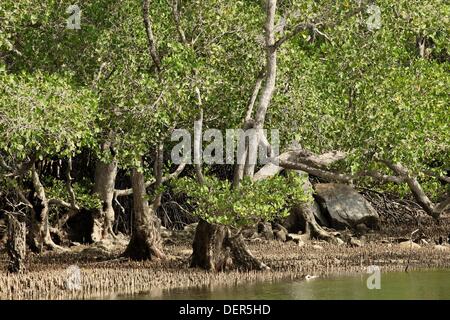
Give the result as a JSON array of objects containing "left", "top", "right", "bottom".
[
  {"left": 114, "top": 162, "right": 186, "bottom": 198},
  {"left": 143, "top": 0, "right": 161, "bottom": 71},
  {"left": 170, "top": 0, "right": 187, "bottom": 44}
]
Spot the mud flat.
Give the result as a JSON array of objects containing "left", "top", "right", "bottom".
[{"left": 1, "top": 240, "right": 449, "bottom": 300}]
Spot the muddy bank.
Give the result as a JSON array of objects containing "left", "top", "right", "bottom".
[{"left": 1, "top": 239, "right": 449, "bottom": 300}]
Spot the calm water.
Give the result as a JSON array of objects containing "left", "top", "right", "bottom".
[{"left": 125, "top": 270, "right": 450, "bottom": 300}]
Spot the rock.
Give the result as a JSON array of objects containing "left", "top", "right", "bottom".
[
  {"left": 355, "top": 223, "right": 370, "bottom": 234},
  {"left": 257, "top": 222, "right": 274, "bottom": 240},
  {"left": 287, "top": 233, "right": 309, "bottom": 243},
  {"left": 274, "top": 230, "right": 287, "bottom": 242},
  {"left": 287, "top": 233, "right": 302, "bottom": 242},
  {"left": 286, "top": 233, "right": 306, "bottom": 247},
  {"left": 335, "top": 237, "right": 345, "bottom": 246},
  {"left": 272, "top": 223, "right": 288, "bottom": 234},
  {"left": 242, "top": 226, "right": 257, "bottom": 239},
  {"left": 314, "top": 183, "right": 379, "bottom": 230},
  {"left": 272, "top": 223, "right": 288, "bottom": 242},
  {"left": 312, "top": 244, "right": 324, "bottom": 251},
  {"left": 434, "top": 245, "right": 449, "bottom": 251},
  {"left": 349, "top": 237, "right": 363, "bottom": 247},
  {"left": 399, "top": 240, "right": 421, "bottom": 249},
  {"left": 82, "top": 246, "right": 110, "bottom": 256}
]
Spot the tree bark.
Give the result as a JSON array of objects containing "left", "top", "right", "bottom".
[
  {"left": 191, "top": 220, "right": 269, "bottom": 271},
  {"left": 191, "top": 219, "right": 229, "bottom": 271},
  {"left": 244, "top": 0, "right": 278, "bottom": 178},
  {"left": 191, "top": 1, "right": 278, "bottom": 270},
  {"left": 6, "top": 214, "right": 26, "bottom": 273},
  {"left": 92, "top": 159, "right": 118, "bottom": 242},
  {"left": 123, "top": 166, "right": 165, "bottom": 260},
  {"left": 292, "top": 203, "right": 338, "bottom": 243},
  {"left": 29, "top": 163, "right": 61, "bottom": 252}
]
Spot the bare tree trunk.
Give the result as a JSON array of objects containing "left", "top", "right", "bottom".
[
  {"left": 244, "top": 0, "right": 278, "bottom": 178},
  {"left": 123, "top": 165, "right": 165, "bottom": 260},
  {"left": 191, "top": 219, "right": 229, "bottom": 270},
  {"left": 192, "top": 1, "right": 278, "bottom": 271},
  {"left": 6, "top": 214, "right": 26, "bottom": 273},
  {"left": 191, "top": 220, "right": 269, "bottom": 271},
  {"left": 92, "top": 159, "right": 117, "bottom": 242},
  {"left": 29, "top": 163, "right": 61, "bottom": 252},
  {"left": 292, "top": 203, "right": 338, "bottom": 243}
]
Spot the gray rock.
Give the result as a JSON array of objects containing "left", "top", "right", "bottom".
[
  {"left": 242, "top": 226, "right": 257, "bottom": 239},
  {"left": 274, "top": 229, "right": 287, "bottom": 242},
  {"left": 315, "top": 183, "right": 379, "bottom": 230},
  {"left": 287, "top": 233, "right": 310, "bottom": 243},
  {"left": 312, "top": 244, "right": 324, "bottom": 251},
  {"left": 349, "top": 237, "right": 363, "bottom": 247},
  {"left": 257, "top": 222, "right": 274, "bottom": 240},
  {"left": 287, "top": 233, "right": 301, "bottom": 242},
  {"left": 399, "top": 240, "right": 421, "bottom": 249},
  {"left": 355, "top": 223, "right": 370, "bottom": 234}
]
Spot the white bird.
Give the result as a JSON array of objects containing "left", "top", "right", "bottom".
[{"left": 305, "top": 274, "right": 319, "bottom": 280}]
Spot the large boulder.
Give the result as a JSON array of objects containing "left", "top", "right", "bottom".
[{"left": 314, "top": 183, "right": 379, "bottom": 230}]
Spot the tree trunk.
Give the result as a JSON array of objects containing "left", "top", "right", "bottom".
[
  {"left": 29, "top": 164, "right": 60, "bottom": 252},
  {"left": 191, "top": 219, "right": 229, "bottom": 270},
  {"left": 292, "top": 203, "right": 338, "bottom": 243},
  {"left": 191, "top": 220, "right": 269, "bottom": 271},
  {"left": 92, "top": 159, "right": 117, "bottom": 242},
  {"left": 123, "top": 167, "right": 165, "bottom": 260},
  {"left": 244, "top": 0, "right": 278, "bottom": 178},
  {"left": 191, "top": 1, "right": 276, "bottom": 272},
  {"left": 6, "top": 214, "right": 26, "bottom": 273}
]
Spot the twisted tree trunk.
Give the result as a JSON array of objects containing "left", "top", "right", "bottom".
[
  {"left": 191, "top": 0, "right": 277, "bottom": 271},
  {"left": 29, "top": 164, "right": 61, "bottom": 252},
  {"left": 123, "top": 166, "right": 165, "bottom": 260},
  {"left": 191, "top": 220, "right": 269, "bottom": 271}
]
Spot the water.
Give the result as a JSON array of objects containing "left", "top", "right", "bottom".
[{"left": 127, "top": 269, "right": 450, "bottom": 300}]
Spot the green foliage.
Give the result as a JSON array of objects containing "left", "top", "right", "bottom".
[
  {"left": 173, "top": 173, "right": 311, "bottom": 227},
  {"left": 0, "top": 70, "right": 98, "bottom": 161},
  {"left": 45, "top": 177, "right": 101, "bottom": 210},
  {"left": 1, "top": 0, "right": 448, "bottom": 208},
  {"left": 269, "top": 0, "right": 449, "bottom": 197}
]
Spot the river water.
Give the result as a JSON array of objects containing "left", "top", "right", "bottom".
[{"left": 126, "top": 269, "right": 450, "bottom": 300}]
